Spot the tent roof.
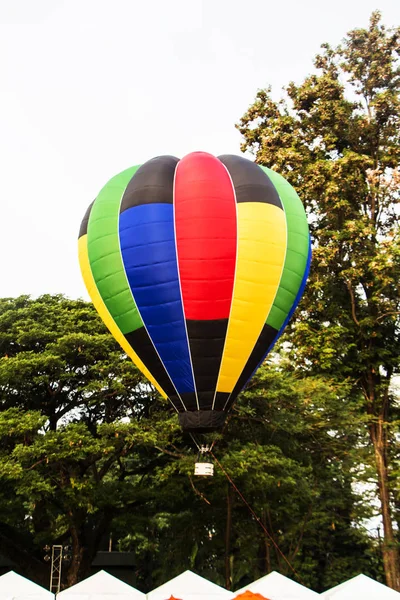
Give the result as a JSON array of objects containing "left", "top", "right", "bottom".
[
  {"left": 57, "top": 570, "right": 144, "bottom": 600},
  {"left": 147, "top": 570, "right": 233, "bottom": 600},
  {"left": 0, "top": 571, "right": 54, "bottom": 600},
  {"left": 322, "top": 573, "right": 400, "bottom": 599},
  {"left": 235, "top": 571, "right": 319, "bottom": 599}
]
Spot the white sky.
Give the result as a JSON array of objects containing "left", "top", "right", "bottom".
[{"left": 0, "top": 0, "right": 399, "bottom": 300}]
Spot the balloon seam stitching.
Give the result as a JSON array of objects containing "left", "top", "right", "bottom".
[
  {"left": 172, "top": 160, "right": 199, "bottom": 411},
  {"left": 222, "top": 168, "right": 289, "bottom": 412},
  {"left": 260, "top": 171, "right": 289, "bottom": 330},
  {"left": 81, "top": 232, "right": 172, "bottom": 407},
  {"left": 212, "top": 162, "right": 239, "bottom": 410},
  {"left": 116, "top": 178, "right": 185, "bottom": 413}
]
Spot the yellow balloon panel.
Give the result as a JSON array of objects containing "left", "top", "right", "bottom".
[
  {"left": 216, "top": 202, "right": 287, "bottom": 394},
  {"left": 78, "top": 235, "right": 168, "bottom": 400}
]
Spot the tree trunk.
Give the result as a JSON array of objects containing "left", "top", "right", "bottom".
[
  {"left": 66, "top": 525, "right": 91, "bottom": 588},
  {"left": 65, "top": 510, "right": 113, "bottom": 588},
  {"left": 369, "top": 415, "right": 400, "bottom": 590},
  {"left": 225, "top": 485, "right": 233, "bottom": 590}
]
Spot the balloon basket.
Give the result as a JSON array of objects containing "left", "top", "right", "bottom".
[{"left": 194, "top": 445, "right": 214, "bottom": 476}]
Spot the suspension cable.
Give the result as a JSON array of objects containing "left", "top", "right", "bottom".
[
  {"left": 210, "top": 451, "right": 306, "bottom": 586},
  {"left": 189, "top": 432, "right": 201, "bottom": 452}
]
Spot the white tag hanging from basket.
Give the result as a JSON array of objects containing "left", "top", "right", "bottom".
[{"left": 194, "top": 462, "right": 214, "bottom": 476}]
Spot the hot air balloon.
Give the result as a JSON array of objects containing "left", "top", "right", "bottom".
[{"left": 78, "top": 152, "right": 310, "bottom": 435}]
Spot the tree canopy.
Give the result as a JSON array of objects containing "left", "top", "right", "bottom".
[
  {"left": 237, "top": 10, "right": 400, "bottom": 590},
  {"left": 0, "top": 295, "right": 384, "bottom": 592}
]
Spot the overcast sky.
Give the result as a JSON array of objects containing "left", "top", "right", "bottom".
[{"left": 0, "top": 0, "right": 399, "bottom": 300}]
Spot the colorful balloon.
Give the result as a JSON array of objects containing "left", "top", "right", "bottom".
[{"left": 78, "top": 153, "right": 310, "bottom": 432}]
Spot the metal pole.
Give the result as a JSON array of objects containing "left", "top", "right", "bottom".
[{"left": 50, "top": 545, "right": 63, "bottom": 594}]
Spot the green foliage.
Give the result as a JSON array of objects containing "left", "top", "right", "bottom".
[
  {"left": 112, "top": 364, "right": 380, "bottom": 592},
  {"left": 2, "top": 295, "right": 169, "bottom": 428},
  {"left": 237, "top": 13, "right": 400, "bottom": 383},
  {"left": 237, "top": 10, "right": 400, "bottom": 589},
  {"left": 0, "top": 295, "right": 382, "bottom": 592},
  {"left": 0, "top": 295, "right": 182, "bottom": 586}
]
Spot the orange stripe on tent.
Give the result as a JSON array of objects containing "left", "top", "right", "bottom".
[{"left": 234, "top": 592, "right": 271, "bottom": 600}]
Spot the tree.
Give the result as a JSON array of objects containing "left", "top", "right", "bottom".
[
  {"left": 0, "top": 295, "right": 182, "bottom": 586},
  {"left": 213, "top": 365, "right": 379, "bottom": 593},
  {"left": 114, "top": 362, "right": 380, "bottom": 593},
  {"left": 237, "top": 11, "right": 400, "bottom": 589},
  {"left": 0, "top": 295, "right": 383, "bottom": 591},
  {"left": 0, "top": 294, "right": 151, "bottom": 429}
]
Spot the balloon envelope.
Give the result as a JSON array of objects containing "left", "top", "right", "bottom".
[{"left": 78, "top": 152, "right": 310, "bottom": 432}]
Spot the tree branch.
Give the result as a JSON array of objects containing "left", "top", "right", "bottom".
[
  {"left": 188, "top": 475, "right": 211, "bottom": 505},
  {"left": 346, "top": 281, "right": 360, "bottom": 326},
  {"left": 154, "top": 446, "right": 186, "bottom": 459}
]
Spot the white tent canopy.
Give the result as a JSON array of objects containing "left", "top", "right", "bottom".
[
  {"left": 147, "top": 570, "right": 233, "bottom": 600},
  {"left": 234, "top": 571, "right": 319, "bottom": 600},
  {"left": 57, "top": 570, "right": 145, "bottom": 600},
  {"left": 0, "top": 571, "right": 54, "bottom": 600},
  {"left": 322, "top": 573, "right": 400, "bottom": 599}
]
